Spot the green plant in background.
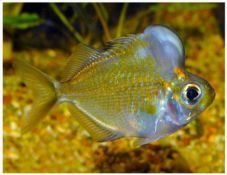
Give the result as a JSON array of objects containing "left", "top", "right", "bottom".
[
  {"left": 3, "top": 3, "right": 43, "bottom": 29},
  {"left": 93, "top": 3, "right": 111, "bottom": 40},
  {"left": 4, "top": 13, "right": 43, "bottom": 29},
  {"left": 148, "top": 3, "right": 217, "bottom": 12},
  {"left": 3, "top": 3, "right": 131, "bottom": 45},
  {"left": 116, "top": 3, "right": 128, "bottom": 37},
  {"left": 50, "top": 3, "right": 129, "bottom": 42},
  {"left": 49, "top": 3, "right": 84, "bottom": 42},
  {"left": 3, "top": 3, "right": 44, "bottom": 60}
]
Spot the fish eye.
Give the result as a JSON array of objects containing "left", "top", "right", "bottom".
[{"left": 182, "top": 84, "right": 201, "bottom": 105}]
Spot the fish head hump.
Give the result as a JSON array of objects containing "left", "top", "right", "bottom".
[{"left": 140, "top": 25, "right": 185, "bottom": 81}]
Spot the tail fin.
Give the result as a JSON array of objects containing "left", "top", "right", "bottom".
[{"left": 14, "top": 58, "right": 57, "bottom": 133}]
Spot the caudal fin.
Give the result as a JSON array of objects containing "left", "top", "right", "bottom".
[{"left": 14, "top": 58, "right": 57, "bottom": 133}]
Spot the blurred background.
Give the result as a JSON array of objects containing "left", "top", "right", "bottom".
[{"left": 3, "top": 3, "right": 224, "bottom": 173}]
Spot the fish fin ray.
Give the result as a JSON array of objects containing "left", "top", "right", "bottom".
[
  {"left": 104, "top": 35, "right": 145, "bottom": 56},
  {"left": 14, "top": 58, "right": 57, "bottom": 133},
  {"left": 132, "top": 137, "right": 157, "bottom": 147},
  {"left": 68, "top": 103, "right": 122, "bottom": 142},
  {"left": 60, "top": 44, "right": 102, "bottom": 82},
  {"left": 105, "top": 35, "right": 136, "bottom": 49}
]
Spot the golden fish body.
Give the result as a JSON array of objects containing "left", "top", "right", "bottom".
[{"left": 15, "top": 25, "right": 215, "bottom": 146}]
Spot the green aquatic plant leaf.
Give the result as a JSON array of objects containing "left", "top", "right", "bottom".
[{"left": 3, "top": 13, "right": 43, "bottom": 29}]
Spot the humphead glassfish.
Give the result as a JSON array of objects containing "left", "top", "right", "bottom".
[{"left": 14, "top": 25, "right": 215, "bottom": 146}]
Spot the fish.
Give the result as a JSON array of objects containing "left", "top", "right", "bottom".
[{"left": 14, "top": 25, "right": 215, "bottom": 147}]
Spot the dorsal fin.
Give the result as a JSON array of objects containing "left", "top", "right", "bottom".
[
  {"left": 104, "top": 34, "right": 144, "bottom": 57},
  {"left": 60, "top": 44, "right": 102, "bottom": 82},
  {"left": 105, "top": 35, "right": 136, "bottom": 50},
  {"left": 60, "top": 36, "right": 146, "bottom": 82}
]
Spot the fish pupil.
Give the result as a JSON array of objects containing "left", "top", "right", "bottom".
[{"left": 186, "top": 87, "right": 199, "bottom": 101}]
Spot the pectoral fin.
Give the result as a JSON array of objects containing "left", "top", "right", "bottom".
[{"left": 68, "top": 103, "right": 122, "bottom": 142}]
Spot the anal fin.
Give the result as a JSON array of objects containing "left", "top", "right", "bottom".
[{"left": 68, "top": 103, "right": 122, "bottom": 142}]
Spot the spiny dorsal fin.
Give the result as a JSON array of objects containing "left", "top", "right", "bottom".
[
  {"left": 105, "top": 35, "right": 136, "bottom": 49},
  {"left": 104, "top": 34, "right": 143, "bottom": 57},
  {"left": 60, "top": 44, "right": 102, "bottom": 82},
  {"left": 101, "top": 35, "right": 150, "bottom": 67}
]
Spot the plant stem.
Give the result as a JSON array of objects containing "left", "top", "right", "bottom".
[
  {"left": 99, "top": 3, "right": 108, "bottom": 21},
  {"left": 49, "top": 3, "right": 83, "bottom": 42},
  {"left": 93, "top": 3, "right": 111, "bottom": 41},
  {"left": 116, "top": 3, "right": 128, "bottom": 38}
]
